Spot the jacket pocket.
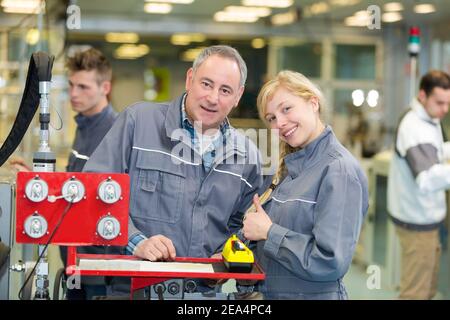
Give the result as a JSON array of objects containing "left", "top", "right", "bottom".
[{"left": 131, "top": 150, "right": 186, "bottom": 224}]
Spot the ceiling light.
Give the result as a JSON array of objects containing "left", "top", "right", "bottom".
[
  {"left": 144, "top": 3, "right": 172, "bottom": 14},
  {"left": 382, "top": 12, "right": 402, "bottom": 23},
  {"left": 242, "top": 0, "right": 293, "bottom": 8},
  {"left": 145, "top": 0, "right": 193, "bottom": 3},
  {"left": 1, "top": 0, "right": 44, "bottom": 14},
  {"left": 344, "top": 10, "right": 371, "bottom": 27},
  {"left": 170, "top": 33, "right": 206, "bottom": 45},
  {"left": 271, "top": 9, "right": 298, "bottom": 25},
  {"left": 330, "top": 0, "right": 360, "bottom": 6},
  {"left": 309, "top": 1, "right": 330, "bottom": 15},
  {"left": 414, "top": 4, "right": 436, "bottom": 14},
  {"left": 114, "top": 44, "right": 150, "bottom": 59},
  {"left": 105, "top": 32, "right": 139, "bottom": 43},
  {"left": 344, "top": 16, "right": 367, "bottom": 27},
  {"left": 384, "top": 2, "right": 403, "bottom": 12},
  {"left": 214, "top": 11, "right": 259, "bottom": 23},
  {"left": 181, "top": 47, "right": 206, "bottom": 62},
  {"left": 225, "top": 6, "right": 271, "bottom": 17}
]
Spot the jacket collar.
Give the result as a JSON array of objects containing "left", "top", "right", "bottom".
[
  {"left": 75, "top": 103, "right": 114, "bottom": 129},
  {"left": 164, "top": 93, "right": 246, "bottom": 156},
  {"left": 411, "top": 97, "right": 440, "bottom": 126},
  {"left": 284, "top": 125, "right": 333, "bottom": 178}
]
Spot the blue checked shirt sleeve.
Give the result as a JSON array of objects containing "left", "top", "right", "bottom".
[{"left": 126, "top": 233, "right": 148, "bottom": 255}]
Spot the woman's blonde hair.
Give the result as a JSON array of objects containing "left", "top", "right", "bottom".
[{"left": 254, "top": 70, "right": 326, "bottom": 205}]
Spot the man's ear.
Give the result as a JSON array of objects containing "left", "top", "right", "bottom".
[
  {"left": 418, "top": 89, "right": 427, "bottom": 104},
  {"left": 185, "top": 68, "right": 194, "bottom": 92},
  {"left": 101, "top": 81, "right": 112, "bottom": 96},
  {"left": 233, "top": 86, "right": 245, "bottom": 108}
]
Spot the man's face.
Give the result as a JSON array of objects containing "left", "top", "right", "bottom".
[
  {"left": 184, "top": 54, "right": 244, "bottom": 134},
  {"left": 420, "top": 87, "right": 450, "bottom": 120},
  {"left": 68, "top": 70, "right": 110, "bottom": 116}
]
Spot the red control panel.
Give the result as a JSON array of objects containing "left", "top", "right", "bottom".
[{"left": 15, "top": 172, "right": 129, "bottom": 246}]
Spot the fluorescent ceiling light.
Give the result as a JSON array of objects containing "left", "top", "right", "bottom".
[
  {"left": 344, "top": 16, "right": 367, "bottom": 27},
  {"left": 242, "top": 0, "right": 293, "bottom": 8},
  {"left": 344, "top": 10, "right": 373, "bottom": 27},
  {"left": 382, "top": 12, "right": 402, "bottom": 23},
  {"left": 145, "top": 0, "right": 194, "bottom": 3},
  {"left": 309, "top": 1, "right": 330, "bottom": 15},
  {"left": 181, "top": 47, "right": 206, "bottom": 62},
  {"left": 225, "top": 6, "right": 271, "bottom": 17},
  {"left": 170, "top": 33, "right": 206, "bottom": 45},
  {"left": 354, "top": 10, "right": 370, "bottom": 18},
  {"left": 330, "top": 0, "right": 360, "bottom": 6},
  {"left": 1, "top": 0, "right": 44, "bottom": 14},
  {"left": 271, "top": 9, "right": 298, "bottom": 25},
  {"left": 214, "top": 10, "right": 259, "bottom": 23},
  {"left": 414, "top": 4, "right": 436, "bottom": 14},
  {"left": 105, "top": 33, "right": 139, "bottom": 43},
  {"left": 144, "top": 3, "right": 172, "bottom": 14},
  {"left": 384, "top": 2, "right": 403, "bottom": 12},
  {"left": 114, "top": 44, "right": 150, "bottom": 59}
]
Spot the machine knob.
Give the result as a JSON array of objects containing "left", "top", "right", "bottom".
[
  {"left": 61, "top": 178, "right": 85, "bottom": 203},
  {"left": 96, "top": 215, "right": 121, "bottom": 240},
  {"left": 24, "top": 213, "right": 48, "bottom": 239},
  {"left": 25, "top": 178, "right": 48, "bottom": 202},
  {"left": 97, "top": 178, "right": 121, "bottom": 204}
]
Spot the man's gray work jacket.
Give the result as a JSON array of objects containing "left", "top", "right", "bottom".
[{"left": 84, "top": 94, "right": 263, "bottom": 258}]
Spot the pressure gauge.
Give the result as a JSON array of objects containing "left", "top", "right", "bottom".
[
  {"left": 24, "top": 213, "right": 48, "bottom": 239},
  {"left": 96, "top": 215, "right": 121, "bottom": 240},
  {"left": 25, "top": 178, "right": 48, "bottom": 202},
  {"left": 97, "top": 179, "right": 121, "bottom": 204},
  {"left": 61, "top": 178, "right": 85, "bottom": 203}
]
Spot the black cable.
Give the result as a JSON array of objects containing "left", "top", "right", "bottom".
[
  {"left": 18, "top": 196, "right": 75, "bottom": 300},
  {"left": 156, "top": 286, "right": 164, "bottom": 300}
]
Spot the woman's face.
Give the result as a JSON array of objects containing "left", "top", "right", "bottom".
[{"left": 264, "top": 87, "right": 323, "bottom": 148}]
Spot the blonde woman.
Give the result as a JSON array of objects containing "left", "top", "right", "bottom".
[{"left": 242, "top": 71, "right": 369, "bottom": 299}]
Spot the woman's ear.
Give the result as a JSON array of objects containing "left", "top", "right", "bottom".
[{"left": 310, "top": 97, "right": 320, "bottom": 113}]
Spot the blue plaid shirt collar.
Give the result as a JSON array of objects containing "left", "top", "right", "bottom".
[{"left": 180, "top": 94, "right": 230, "bottom": 171}]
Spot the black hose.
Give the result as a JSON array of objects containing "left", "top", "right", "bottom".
[{"left": 0, "top": 52, "right": 54, "bottom": 167}]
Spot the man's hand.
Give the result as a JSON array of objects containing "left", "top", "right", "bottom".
[
  {"left": 242, "top": 194, "right": 273, "bottom": 241},
  {"left": 9, "top": 157, "right": 31, "bottom": 172},
  {"left": 134, "top": 235, "right": 176, "bottom": 261}
]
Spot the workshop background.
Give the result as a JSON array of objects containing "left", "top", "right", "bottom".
[{"left": 1, "top": 0, "right": 450, "bottom": 300}]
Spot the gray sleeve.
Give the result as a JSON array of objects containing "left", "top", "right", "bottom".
[
  {"left": 83, "top": 108, "right": 140, "bottom": 239},
  {"left": 263, "top": 171, "right": 365, "bottom": 282},
  {"left": 83, "top": 108, "right": 134, "bottom": 174},
  {"left": 405, "top": 143, "right": 439, "bottom": 178}
]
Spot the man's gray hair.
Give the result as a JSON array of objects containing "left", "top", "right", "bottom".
[{"left": 193, "top": 45, "right": 247, "bottom": 87}]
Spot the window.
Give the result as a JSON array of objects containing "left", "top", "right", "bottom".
[{"left": 335, "top": 44, "right": 376, "bottom": 80}]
